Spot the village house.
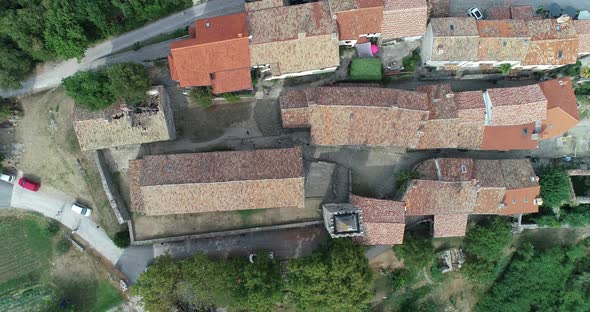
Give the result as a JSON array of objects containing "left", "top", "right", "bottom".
[
  {"left": 329, "top": 0, "right": 427, "bottom": 47},
  {"left": 73, "top": 86, "right": 175, "bottom": 151},
  {"left": 279, "top": 78, "right": 579, "bottom": 150},
  {"left": 327, "top": 158, "right": 541, "bottom": 245},
  {"left": 246, "top": 0, "right": 340, "bottom": 79},
  {"left": 167, "top": 13, "right": 252, "bottom": 94},
  {"left": 128, "top": 147, "right": 305, "bottom": 216},
  {"left": 421, "top": 10, "right": 589, "bottom": 71}
]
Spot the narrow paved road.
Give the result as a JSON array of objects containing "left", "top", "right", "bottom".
[
  {"left": 8, "top": 172, "right": 123, "bottom": 264},
  {"left": 1, "top": 0, "right": 245, "bottom": 98}
]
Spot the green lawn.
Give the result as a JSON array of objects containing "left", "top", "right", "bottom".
[
  {"left": 0, "top": 215, "right": 123, "bottom": 311},
  {"left": 349, "top": 58, "right": 383, "bottom": 81}
]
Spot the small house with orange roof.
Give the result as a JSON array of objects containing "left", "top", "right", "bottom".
[{"left": 168, "top": 13, "right": 252, "bottom": 94}]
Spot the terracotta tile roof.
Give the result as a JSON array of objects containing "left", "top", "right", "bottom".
[
  {"left": 336, "top": 6, "right": 383, "bottom": 40},
  {"left": 309, "top": 105, "right": 426, "bottom": 146},
  {"left": 73, "top": 86, "right": 175, "bottom": 151},
  {"left": 350, "top": 194, "right": 406, "bottom": 245},
  {"left": 415, "top": 158, "right": 475, "bottom": 181},
  {"left": 480, "top": 123, "right": 538, "bottom": 150},
  {"left": 403, "top": 180, "right": 478, "bottom": 216},
  {"left": 350, "top": 195, "right": 405, "bottom": 222},
  {"left": 540, "top": 81, "right": 580, "bottom": 139},
  {"left": 510, "top": 6, "right": 533, "bottom": 20},
  {"left": 281, "top": 108, "right": 310, "bottom": 128},
  {"left": 358, "top": 0, "right": 384, "bottom": 8},
  {"left": 500, "top": 186, "right": 540, "bottom": 215},
  {"left": 499, "top": 159, "right": 538, "bottom": 189},
  {"left": 279, "top": 89, "right": 309, "bottom": 109},
  {"left": 487, "top": 84, "right": 547, "bottom": 126},
  {"left": 432, "top": 17, "right": 478, "bottom": 36},
  {"left": 476, "top": 20, "right": 530, "bottom": 61},
  {"left": 245, "top": 0, "right": 283, "bottom": 12},
  {"left": 455, "top": 91, "right": 485, "bottom": 110},
  {"left": 573, "top": 20, "right": 590, "bottom": 54},
  {"left": 247, "top": 1, "right": 335, "bottom": 44},
  {"left": 128, "top": 148, "right": 305, "bottom": 215},
  {"left": 434, "top": 214, "right": 468, "bottom": 237},
  {"left": 416, "top": 84, "right": 458, "bottom": 119},
  {"left": 381, "top": 0, "right": 427, "bottom": 40},
  {"left": 474, "top": 187, "right": 505, "bottom": 214},
  {"left": 473, "top": 160, "right": 504, "bottom": 186},
  {"left": 249, "top": 34, "right": 340, "bottom": 76},
  {"left": 489, "top": 7, "right": 512, "bottom": 20},
  {"left": 311, "top": 87, "right": 429, "bottom": 110},
  {"left": 430, "top": 18, "right": 479, "bottom": 61},
  {"left": 168, "top": 13, "right": 251, "bottom": 92},
  {"left": 328, "top": 0, "right": 357, "bottom": 13},
  {"left": 477, "top": 19, "right": 529, "bottom": 38},
  {"left": 540, "top": 78, "right": 580, "bottom": 121},
  {"left": 524, "top": 20, "right": 578, "bottom": 65}
]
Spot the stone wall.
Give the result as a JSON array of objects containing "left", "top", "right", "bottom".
[{"left": 94, "top": 150, "right": 129, "bottom": 224}]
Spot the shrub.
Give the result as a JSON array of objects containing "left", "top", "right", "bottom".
[
  {"left": 189, "top": 87, "right": 214, "bottom": 108},
  {"left": 393, "top": 234, "right": 434, "bottom": 274},
  {"left": 45, "top": 221, "right": 61, "bottom": 237},
  {"left": 113, "top": 230, "right": 130, "bottom": 248},
  {"left": 583, "top": 67, "right": 590, "bottom": 78},
  {"left": 349, "top": 58, "right": 383, "bottom": 81},
  {"left": 539, "top": 166, "right": 571, "bottom": 208},
  {"left": 222, "top": 93, "right": 240, "bottom": 103},
  {"left": 62, "top": 71, "right": 114, "bottom": 111},
  {"left": 56, "top": 238, "right": 71, "bottom": 255},
  {"left": 402, "top": 49, "right": 421, "bottom": 72},
  {"left": 499, "top": 63, "right": 512, "bottom": 75},
  {"left": 576, "top": 82, "right": 590, "bottom": 96},
  {"left": 395, "top": 169, "right": 420, "bottom": 193},
  {"left": 565, "top": 61, "right": 582, "bottom": 77},
  {"left": 105, "top": 63, "right": 151, "bottom": 105},
  {"left": 389, "top": 269, "right": 415, "bottom": 291}
]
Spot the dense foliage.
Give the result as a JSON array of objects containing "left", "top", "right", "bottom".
[
  {"left": 532, "top": 205, "right": 590, "bottom": 227},
  {"left": 286, "top": 239, "right": 373, "bottom": 312},
  {"left": 395, "top": 169, "right": 420, "bottom": 193},
  {"left": 62, "top": 63, "right": 150, "bottom": 110},
  {"left": 189, "top": 87, "right": 214, "bottom": 108},
  {"left": 62, "top": 71, "right": 114, "bottom": 111},
  {"left": 539, "top": 166, "right": 571, "bottom": 208},
  {"left": 475, "top": 240, "right": 590, "bottom": 311},
  {"left": 393, "top": 234, "right": 434, "bottom": 274},
  {"left": 133, "top": 239, "right": 373, "bottom": 312},
  {"left": 462, "top": 217, "right": 512, "bottom": 283},
  {"left": 499, "top": 63, "right": 512, "bottom": 75},
  {"left": 105, "top": 63, "right": 151, "bottom": 105},
  {"left": 350, "top": 58, "right": 383, "bottom": 81},
  {"left": 113, "top": 230, "right": 130, "bottom": 248},
  {"left": 0, "top": 0, "right": 191, "bottom": 89},
  {"left": 402, "top": 50, "right": 421, "bottom": 72}
]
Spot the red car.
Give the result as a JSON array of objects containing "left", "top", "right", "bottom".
[{"left": 18, "top": 178, "right": 40, "bottom": 192}]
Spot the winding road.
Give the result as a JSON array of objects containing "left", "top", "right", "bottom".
[{"left": 0, "top": 0, "right": 245, "bottom": 98}]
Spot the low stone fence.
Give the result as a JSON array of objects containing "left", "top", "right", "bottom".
[
  {"left": 94, "top": 150, "right": 129, "bottom": 224},
  {"left": 129, "top": 220, "right": 323, "bottom": 245}
]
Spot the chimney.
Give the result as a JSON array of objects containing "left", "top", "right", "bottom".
[{"left": 558, "top": 80, "right": 567, "bottom": 86}]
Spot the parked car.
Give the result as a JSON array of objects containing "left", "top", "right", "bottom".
[
  {"left": 468, "top": 7, "right": 483, "bottom": 20},
  {"left": 0, "top": 172, "right": 15, "bottom": 184},
  {"left": 18, "top": 177, "right": 40, "bottom": 191},
  {"left": 71, "top": 203, "right": 92, "bottom": 217}
]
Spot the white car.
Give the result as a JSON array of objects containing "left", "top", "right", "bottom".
[
  {"left": 0, "top": 172, "right": 15, "bottom": 184},
  {"left": 71, "top": 203, "right": 92, "bottom": 217},
  {"left": 468, "top": 8, "right": 483, "bottom": 20}
]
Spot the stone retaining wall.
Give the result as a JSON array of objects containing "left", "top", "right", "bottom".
[{"left": 95, "top": 150, "right": 129, "bottom": 224}]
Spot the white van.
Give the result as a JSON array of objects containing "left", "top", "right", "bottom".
[
  {"left": 0, "top": 172, "right": 15, "bottom": 184},
  {"left": 71, "top": 203, "right": 92, "bottom": 217}
]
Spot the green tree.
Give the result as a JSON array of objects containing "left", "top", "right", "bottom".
[
  {"left": 105, "top": 63, "right": 151, "bottom": 105},
  {"left": 0, "top": 4, "right": 55, "bottom": 61},
  {"left": 43, "top": 0, "right": 90, "bottom": 60},
  {"left": 113, "top": 230, "right": 130, "bottom": 248},
  {"left": 62, "top": 70, "right": 114, "bottom": 111},
  {"left": 539, "top": 166, "right": 571, "bottom": 208},
  {"left": 286, "top": 239, "right": 373, "bottom": 312},
  {"left": 233, "top": 252, "right": 283, "bottom": 312},
  {"left": 113, "top": 0, "right": 192, "bottom": 28},
  {"left": 180, "top": 252, "right": 239, "bottom": 310},
  {"left": 0, "top": 37, "right": 34, "bottom": 89},
  {"left": 402, "top": 49, "right": 421, "bottom": 72},
  {"left": 463, "top": 217, "right": 512, "bottom": 283},
  {"left": 499, "top": 63, "right": 512, "bottom": 75},
  {"left": 395, "top": 169, "right": 420, "bottom": 193},
  {"left": 393, "top": 234, "right": 434, "bottom": 274},
  {"left": 132, "top": 254, "right": 183, "bottom": 312}
]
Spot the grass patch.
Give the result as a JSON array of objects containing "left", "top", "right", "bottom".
[
  {"left": 221, "top": 93, "right": 241, "bottom": 103},
  {"left": 91, "top": 281, "right": 124, "bottom": 312},
  {"left": 349, "top": 58, "right": 383, "bottom": 81},
  {"left": 236, "top": 209, "right": 263, "bottom": 224}
]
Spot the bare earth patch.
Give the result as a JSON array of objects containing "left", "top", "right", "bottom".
[{"left": 13, "top": 88, "right": 122, "bottom": 236}]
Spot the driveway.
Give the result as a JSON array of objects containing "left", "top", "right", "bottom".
[
  {"left": 1, "top": 0, "right": 245, "bottom": 98},
  {"left": 8, "top": 172, "right": 123, "bottom": 264},
  {"left": 0, "top": 181, "right": 12, "bottom": 207}
]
